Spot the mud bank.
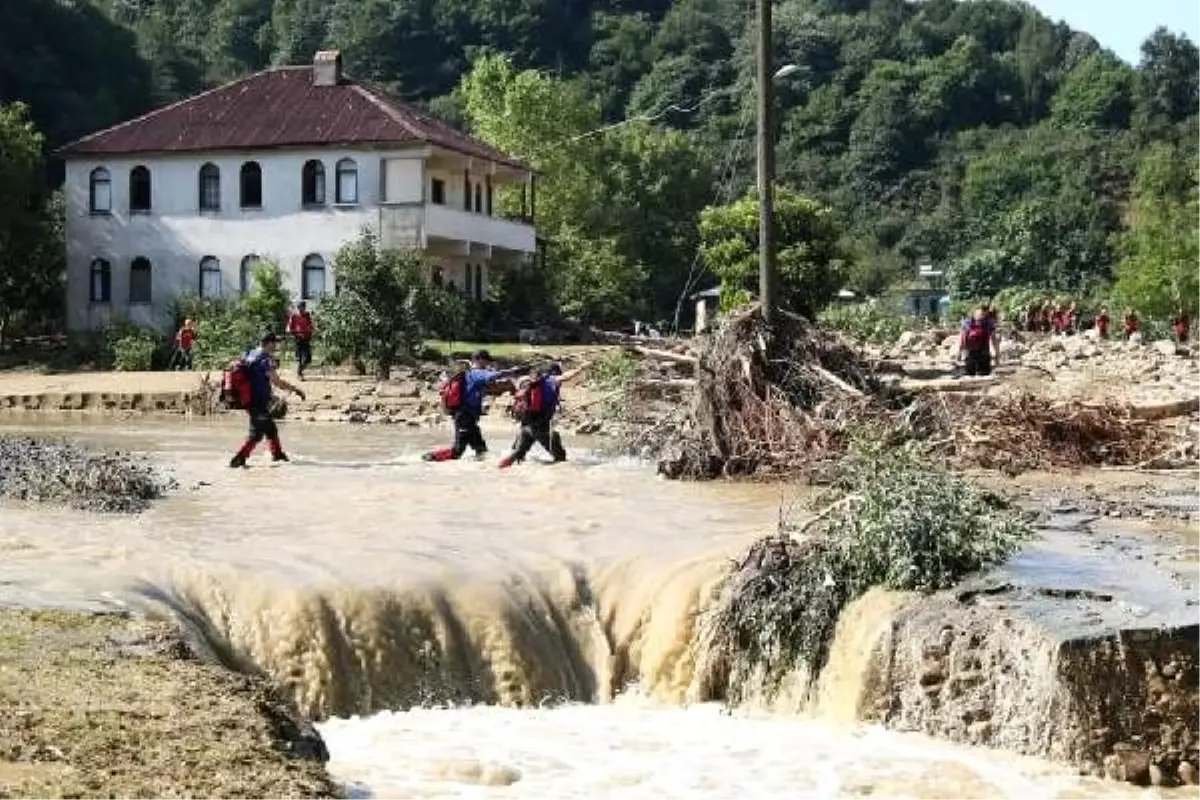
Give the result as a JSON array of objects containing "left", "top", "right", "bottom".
[
  {"left": 0, "top": 607, "right": 338, "bottom": 799},
  {"left": 816, "top": 510, "right": 1199, "bottom": 788}
]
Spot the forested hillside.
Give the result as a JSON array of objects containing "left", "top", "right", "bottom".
[{"left": 1, "top": 0, "right": 1196, "bottom": 330}]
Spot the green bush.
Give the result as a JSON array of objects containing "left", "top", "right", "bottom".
[
  {"left": 170, "top": 259, "right": 293, "bottom": 370},
  {"left": 817, "top": 302, "right": 931, "bottom": 344},
  {"left": 590, "top": 348, "right": 639, "bottom": 389},
  {"left": 102, "top": 318, "right": 170, "bottom": 371},
  {"left": 702, "top": 435, "right": 1033, "bottom": 706}
]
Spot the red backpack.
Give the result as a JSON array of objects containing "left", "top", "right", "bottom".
[
  {"left": 439, "top": 370, "right": 467, "bottom": 413},
  {"left": 513, "top": 378, "right": 544, "bottom": 418},
  {"left": 221, "top": 356, "right": 253, "bottom": 409}
]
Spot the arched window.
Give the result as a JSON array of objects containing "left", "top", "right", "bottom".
[
  {"left": 302, "top": 160, "right": 325, "bottom": 206},
  {"left": 129, "top": 166, "right": 151, "bottom": 212},
  {"left": 474, "top": 264, "right": 483, "bottom": 301},
  {"left": 334, "top": 158, "right": 358, "bottom": 204},
  {"left": 240, "top": 254, "right": 261, "bottom": 295},
  {"left": 198, "top": 163, "right": 221, "bottom": 211},
  {"left": 302, "top": 254, "right": 326, "bottom": 299},
  {"left": 89, "top": 168, "right": 112, "bottom": 214},
  {"left": 474, "top": 183, "right": 483, "bottom": 213},
  {"left": 199, "top": 256, "right": 222, "bottom": 298},
  {"left": 239, "top": 161, "right": 262, "bottom": 209},
  {"left": 129, "top": 257, "right": 152, "bottom": 304},
  {"left": 89, "top": 258, "right": 112, "bottom": 303}
]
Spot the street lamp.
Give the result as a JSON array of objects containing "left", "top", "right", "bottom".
[{"left": 757, "top": 0, "right": 800, "bottom": 331}]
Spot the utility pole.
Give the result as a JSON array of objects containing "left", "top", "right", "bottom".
[{"left": 755, "top": 0, "right": 777, "bottom": 329}]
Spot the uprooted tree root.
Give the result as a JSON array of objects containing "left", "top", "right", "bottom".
[
  {"left": 651, "top": 306, "right": 1194, "bottom": 479},
  {"left": 658, "top": 305, "right": 880, "bottom": 479}
]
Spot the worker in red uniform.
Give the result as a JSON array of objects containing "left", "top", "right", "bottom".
[
  {"left": 1174, "top": 308, "right": 1190, "bottom": 343},
  {"left": 286, "top": 301, "right": 315, "bottom": 380},
  {"left": 172, "top": 318, "right": 197, "bottom": 370},
  {"left": 1094, "top": 306, "right": 1111, "bottom": 339}
]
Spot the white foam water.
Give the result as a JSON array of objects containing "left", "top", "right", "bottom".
[{"left": 317, "top": 693, "right": 1178, "bottom": 800}]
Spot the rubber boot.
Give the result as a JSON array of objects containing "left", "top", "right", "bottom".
[
  {"left": 423, "top": 446, "right": 455, "bottom": 463},
  {"left": 229, "top": 453, "right": 247, "bottom": 468}
]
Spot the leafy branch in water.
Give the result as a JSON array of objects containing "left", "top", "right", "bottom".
[{"left": 699, "top": 435, "right": 1034, "bottom": 707}]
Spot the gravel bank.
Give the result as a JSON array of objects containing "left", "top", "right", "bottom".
[{"left": 0, "top": 436, "right": 175, "bottom": 513}]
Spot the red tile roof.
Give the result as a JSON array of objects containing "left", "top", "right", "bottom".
[{"left": 56, "top": 66, "right": 528, "bottom": 170}]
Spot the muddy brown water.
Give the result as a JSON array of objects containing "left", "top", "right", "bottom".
[{"left": 0, "top": 416, "right": 1195, "bottom": 799}]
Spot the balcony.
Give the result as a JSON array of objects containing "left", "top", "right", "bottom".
[{"left": 378, "top": 202, "right": 536, "bottom": 254}]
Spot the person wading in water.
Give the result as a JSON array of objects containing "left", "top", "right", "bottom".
[
  {"left": 498, "top": 363, "right": 578, "bottom": 468},
  {"left": 227, "top": 332, "right": 306, "bottom": 468},
  {"left": 424, "top": 350, "right": 524, "bottom": 462}
]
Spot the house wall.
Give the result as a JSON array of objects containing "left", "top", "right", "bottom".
[{"left": 64, "top": 146, "right": 530, "bottom": 332}]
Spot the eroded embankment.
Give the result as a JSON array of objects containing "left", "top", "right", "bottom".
[
  {"left": 0, "top": 607, "right": 338, "bottom": 799},
  {"left": 134, "top": 507, "right": 1200, "bottom": 789}
]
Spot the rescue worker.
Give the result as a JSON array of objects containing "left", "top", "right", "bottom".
[
  {"left": 499, "top": 363, "right": 575, "bottom": 468},
  {"left": 958, "top": 306, "right": 998, "bottom": 377},
  {"left": 229, "top": 332, "right": 306, "bottom": 468},
  {"left": 423, "top": 350, "right": 525, "bottom": 462},
  {"left": 172, "top": 318, "right": 197, "bottom": 370},
  {"left": 1095, "top": 306, "right": 1111, "bottom": 339},
  {"left": 286, "top": 301, "right": 315, "bottom": 380},
  {"left": 1174, "top": 308, "right": 1190, "bottom": 343}
]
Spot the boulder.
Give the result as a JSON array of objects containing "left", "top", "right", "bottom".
[{"left": 821, "top": 522, "right": 1199, "bottom": 787}]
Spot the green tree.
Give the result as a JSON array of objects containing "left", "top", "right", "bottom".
[
  {"left": 1049, "top": 51, "right": 1134, "bottom": 129},
  {"left": 0, "top": 103, "right": 62, "bottom": 340},
  {"left": 699, "top": 187, "right": 848, "bottom": 319},
  {"left": 316, "top": 228, "right": 461, "bottom": 378},
  {"left": 551, "top": 227, "right": 647, "bottom": 324},
  {"left": 1112, "top": 142, "right": 1200, "bottom": 319}
]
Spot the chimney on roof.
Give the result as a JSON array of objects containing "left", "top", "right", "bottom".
[{"left": 313, "top": 50, "right": 342, "bottom": 87}]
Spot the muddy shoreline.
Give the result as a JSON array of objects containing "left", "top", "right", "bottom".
[{"left": 0, "top": 607, "right": 339, "bottom": 799}]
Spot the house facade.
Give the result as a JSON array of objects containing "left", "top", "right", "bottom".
[{"left": 57, "top": 50, "right": 537, "bottom": 332}]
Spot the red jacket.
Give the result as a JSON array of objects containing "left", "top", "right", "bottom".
[{"left": 288, "top": 311, "right": 314, "bottom": 340}]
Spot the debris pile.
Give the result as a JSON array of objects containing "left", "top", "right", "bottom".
[
  {"left": 653, "top": 306, "right": 879, "bottom": 479},
  {"left": 604, "top": 309, "right": 1198, "bottom": 479},
  {"left": 898, "top": 393, "right": 1197, "bottom": 472},
  {"left": 0, "top": 436, "right": 175, "bottom": 513}
]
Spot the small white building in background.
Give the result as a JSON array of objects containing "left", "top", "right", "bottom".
[{"left": 56, "top": 50, "right": 538, "bottom": 332}]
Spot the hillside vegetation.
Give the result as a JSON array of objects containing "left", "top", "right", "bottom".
[{"left": 0, "top": 0, "right": 1196, "bottom": 333}]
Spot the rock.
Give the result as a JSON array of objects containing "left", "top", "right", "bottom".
[
  {"left": 1153, "top": 339, "right": 1181, "bottom": 358},
  {"left": 845, "top": 558, "right": 1198, "bottom": 789},
  {"left": 1179, "top": 760, "right": 1197, "bottom": 784},
  {"left": 897, "top": 331, "right": 918, "bottom": 349},
  {"left": 1148, "top": 764, "right": 1165, "bottom": 786}
]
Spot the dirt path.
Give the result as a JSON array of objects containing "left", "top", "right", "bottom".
[{"left": 0, "top": 608, "right": 339, "bottom": 799}]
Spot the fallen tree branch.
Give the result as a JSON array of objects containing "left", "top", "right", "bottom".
[
  {"left": 630, "top": 345, "right": 699, "bottom": 366},
  {"left": 790, "top": 493, "right": 863, "bottom": 537},
  {"left": 812, "top": 365, "right": 864, "bottom": 396}
]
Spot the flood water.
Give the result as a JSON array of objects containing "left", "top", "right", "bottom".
[{"left": 0, "top": 416, "right": 1193, "bottom": 799}]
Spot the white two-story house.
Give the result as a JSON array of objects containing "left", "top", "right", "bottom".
[{"left": 56, "top": 50, "right": 538, "bottom": 332}]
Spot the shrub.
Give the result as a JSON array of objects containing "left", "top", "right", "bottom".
[
  {"left": 701, "top": 435, "right": 1033, "bottom": 706},
  {"left": 170, "top": 259, "right": 293, "bottom": 370},
  {"left": 590, "top": 348, "right": 639, "bottom": 390},
  {"left": 817, "top": 302, "right": 932, "bottom": 344},
  {"left": 316, "top": 229, "right": 466, "bottom": 379}
]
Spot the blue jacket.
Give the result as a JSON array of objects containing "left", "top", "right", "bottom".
[
  {"left": 541, "top": 376, "right": 562, "bottom": 414},
  {"left": 463, "top": 368, "right": 501, "bottom": 414}
]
